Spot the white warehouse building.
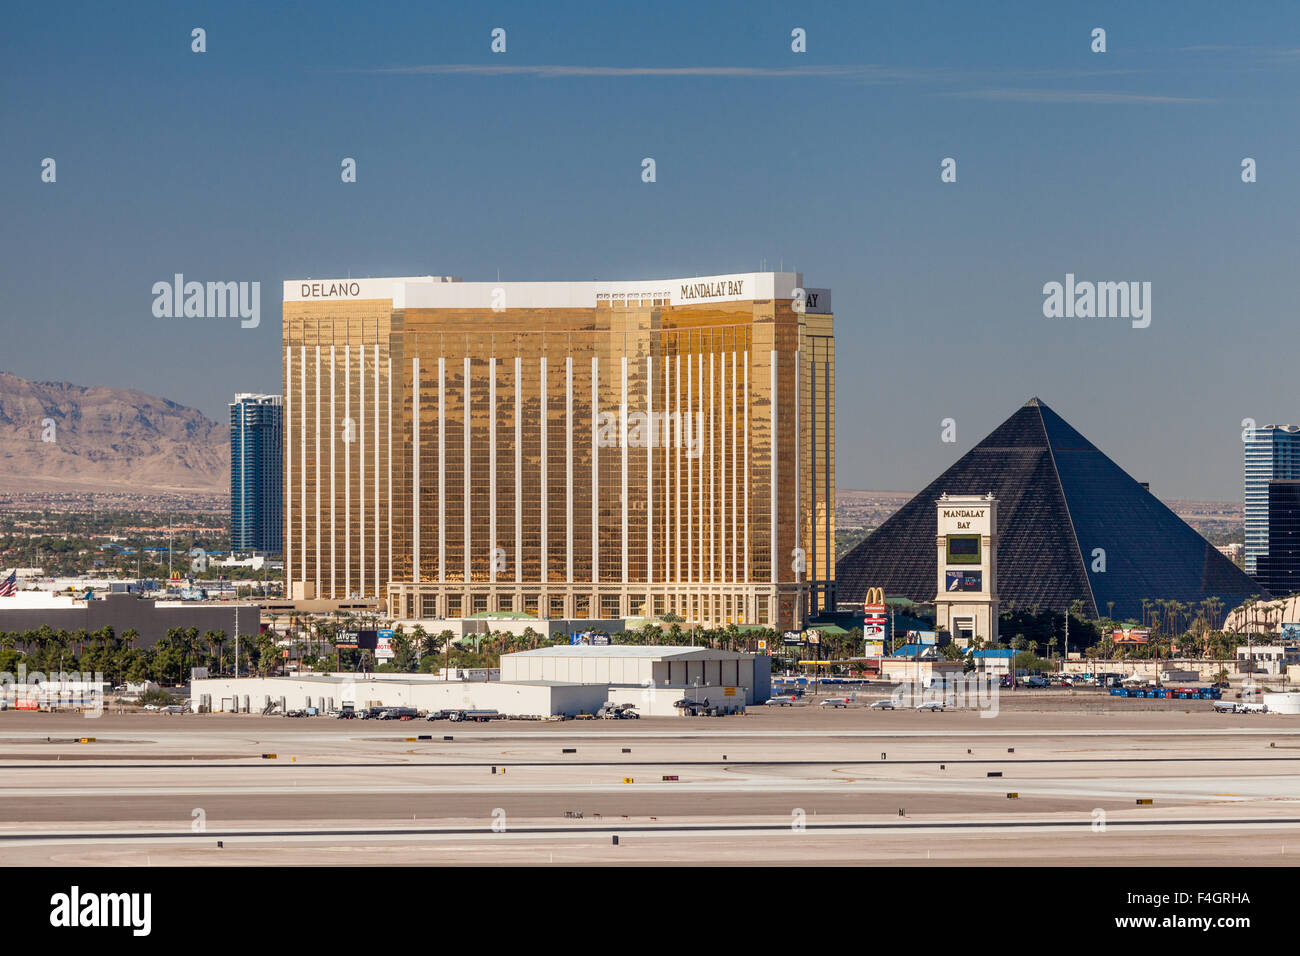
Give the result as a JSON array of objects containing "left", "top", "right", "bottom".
[
  {"left": 499, "top": 645, "right": 771, "bottom": 715},
  {"left": 191, "top": 672, "right": 607, "bottom": 718},
  {"left": 191, "top": 646, "right": 770, "bottom": 718}
]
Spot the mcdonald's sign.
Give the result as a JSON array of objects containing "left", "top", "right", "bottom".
[
  {"left": 864, "top": 587, "right": 887, "bottom": 638},
  {"left": 864, "top": 587, "right": 886, "bottom": 620}
]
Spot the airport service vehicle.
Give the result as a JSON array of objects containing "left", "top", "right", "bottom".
[
  {"left": 426, "top": 709, "right": 463, "bottom": 721},
  {"left": 675, "top": 699, "right": 722, "bottom": 716},
  {"left": 335, "top": 709, "right": 357, "bottom": 719},
  {"left": 820, "top": 696, "right": 852, "bottom": 708},
  {"left": 1213, "top": 700, "right": 1239, "bottom": 713},
  {"left": 766, "top": 695, "right": 799, "bottom": 706},
  {"left": 1238, "top": 701, "right": 1268, "bottom": 714},
  {"left": 457, "top": 709, "right": 500, "bottom": 722},
  {"left": 916, "top": 700, "right": 946, "bottom": 711},
  {"left": 869, "top": 699, "right": 897, "bottom": 710},
  {"left": 598, "top": 703, "right": 639, "bottom": 719},
  {"left": 380, "top": 707, "right": 420, "bottom": 720}
]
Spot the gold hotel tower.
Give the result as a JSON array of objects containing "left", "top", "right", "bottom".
[{"left": 282, "top": 272, "right": 833, "bottom": 630}]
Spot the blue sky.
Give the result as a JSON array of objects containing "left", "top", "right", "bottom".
[{"left": 3, "top": 0, "right": 1299, "bottom": 500}]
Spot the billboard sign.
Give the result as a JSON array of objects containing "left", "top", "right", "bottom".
[
  {"left": 945, "top": 570, "right": 983, "bottom": 592},
  {"left": 782, "top": 630, "right": 804, "bottom": 645},
  {"left": 336, "top": 629, "right": 379, "bottom": 651},
  {"left": 376, "top": 629, "right": 394, "bottom": 661}
]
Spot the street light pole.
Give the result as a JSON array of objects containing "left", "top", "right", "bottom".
[{"left": 1064, "top": 606, "right": 1069, "bottom": 674}]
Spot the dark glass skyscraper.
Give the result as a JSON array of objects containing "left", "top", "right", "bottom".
[
  {"left": 230, "top": 393, "right": 284, "bottom": 553},
  {"left": 1255, "top": 480, "right": 1300, "bottom": 597},
  {"left": 1244, "top": 424, "right": 1300, "bottom": 575}
]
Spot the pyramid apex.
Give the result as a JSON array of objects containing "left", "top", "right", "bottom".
[{"left": 1025, "top": 396, "right": 1041, "bottom": 407}]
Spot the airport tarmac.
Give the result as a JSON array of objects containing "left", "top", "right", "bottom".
[{"left": 2, "top": 706, "right": 1298, "bottom": 865}]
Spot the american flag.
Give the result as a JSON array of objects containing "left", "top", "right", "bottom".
[{"left": 0, "top": 571, "right": 15, "bottom": 597}]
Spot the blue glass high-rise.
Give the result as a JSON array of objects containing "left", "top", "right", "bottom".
[{"left": 230, "top": 393, "right": 284, "bottom": 553}]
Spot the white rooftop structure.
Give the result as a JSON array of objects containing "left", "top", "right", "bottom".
[
  {"left": 501, "top": 644, "right": 770, "bottom": 706},
  {"left": 506, "top": 644, "right": 752, "bottom": 661},
  {"left": 283, "top": 272, "right": 831, "bottom": 313}
]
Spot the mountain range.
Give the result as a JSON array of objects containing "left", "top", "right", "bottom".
[{"left": 0, "top": 372, "right": 229, "bottom": 495}]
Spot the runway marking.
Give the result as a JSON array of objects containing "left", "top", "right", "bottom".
[
  {"left": 4, "top": 816, "right": 1300, "bottom": 845},
  {"left": 0, "top": 759, "right": 1294, "bottom": 775},
  {"left": 1, "top": 726, "right": 1298, "bottom": 743},
  {"left": 1, "top": 778, "right": 1294, "bottom": 799}
]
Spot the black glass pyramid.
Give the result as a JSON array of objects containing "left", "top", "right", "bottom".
[{"left": 836, "top": 398, "right": 1261, "bottom": 623}]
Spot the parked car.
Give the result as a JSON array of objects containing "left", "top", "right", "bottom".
[{"left": 1023, "top": 676, "right": 1050, "bottom": 688}]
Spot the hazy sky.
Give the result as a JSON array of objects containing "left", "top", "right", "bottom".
[{"left": 4, "top": 0, "right": 1298, "bottom": 501}]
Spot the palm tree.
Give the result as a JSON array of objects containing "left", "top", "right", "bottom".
[{"left": 212, "top": 631, "right": 227, "bottom": 675}]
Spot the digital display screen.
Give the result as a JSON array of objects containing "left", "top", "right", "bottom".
[
  {"left": 945, "top": 570, "right": 983, "bottom": 592},
  {"left": 946, "top": 534, "right": 981, "bottom": 564}
]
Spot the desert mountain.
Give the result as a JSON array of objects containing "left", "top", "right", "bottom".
[{"left": 0, "top": 371, "right": 229, "bottom": 495}]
